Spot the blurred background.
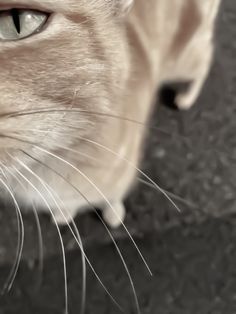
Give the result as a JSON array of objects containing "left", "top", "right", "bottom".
[{"left": 0, "top": 0, "right": 236, "bottom": 313}]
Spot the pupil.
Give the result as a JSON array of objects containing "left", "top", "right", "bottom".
[{"left": 11, "top": 9, "right": 21, "bottom": 34}]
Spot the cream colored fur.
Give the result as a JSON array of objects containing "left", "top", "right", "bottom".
[{"left": 0, "top": 0, "right": 221, "bottom": 227}]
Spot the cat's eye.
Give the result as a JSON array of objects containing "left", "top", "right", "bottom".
[{"left": 0, "top": 9, "right": 48, "bottom": 41}]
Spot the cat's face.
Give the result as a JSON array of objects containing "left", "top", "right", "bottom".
[{"left": 0, "top": 0, "right": 132, "bottom": 164}]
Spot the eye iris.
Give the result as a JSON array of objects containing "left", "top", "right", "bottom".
[{"left": 11, "top": 9, "right": 20, "bottom": 34}]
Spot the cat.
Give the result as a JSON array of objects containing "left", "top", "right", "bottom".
[{"left": 0, "top": 0, "right": 221, "bottom": 229}]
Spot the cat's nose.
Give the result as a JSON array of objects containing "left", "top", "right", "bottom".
[{"left": 159, "top": 80, "right": 193, "bottom": 110}]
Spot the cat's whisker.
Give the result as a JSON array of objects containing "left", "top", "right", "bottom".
[
  {"left": 10, "top": 128, "right": 181, "bottom": 214},
  {"left": 71, "top": 136, "right": 181, "bottom": 213},
  {"left": 33, "top": 145, "right": 153, "bottom": 277},
  {"left": 21, "top": 149, "right": 141, "bottom": 314},
  {"left": 29, "top": 128, "right": 181, "bottom": 213},
  {"left": 0, "top": 133, "right": 36, "bottom": 147},
  {"left": 0, "top": 168, "right": 24, "bottom": 294},
  {"left": 49, "top": 141, "right": 197, "bottom": 211},
  {"left": 5, "top": 108, "right": 177, "bottom": 138},
  {"left": 5, "top": 129, "right": 179, "bottom": 274},
  {"left": 11, "top": 129, "right": 102, "bottom": 165},
  {"left": 137, "top": 178, "right": 198, "bottom": 209},
  {"left": 44, "top": 183, "right": 87, "bottom": 314},
  {"left": 10, "top": 128, "right": 104, "bottom": 165},
  {"left": 47, "top": 141, "right": 195, "bottom": 210},
  {"left": 1, "top": 164, "right": 44, "bottom": 288},
  {"left": 6, "top": 129, "right": 226, "bottom": 219},
  {"left": 10, "top": 128, "right": 187, "bottom": 214},
  {"left": 7, "top": 161, "right": 69, "bottom": 314},
  {"left": 9, "top": 153, "right": 123, "bottom": 313},
  {"left": 8, "top": 130, "right": 188, "bottom": 212},
  {"left": 4, "top": 128, "right": 234, "bottom": 164}
]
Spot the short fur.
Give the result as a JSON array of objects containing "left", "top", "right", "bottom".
[{"left": 0, "top": 0, "right": 221, "bottom": 227}]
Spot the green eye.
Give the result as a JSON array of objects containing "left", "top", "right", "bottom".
[{"left": 0, "top": 9, "right": 48, "bottom": 41}]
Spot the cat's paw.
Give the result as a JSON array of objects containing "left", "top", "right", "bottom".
[
  {"left": 176, "top": 79, "right": 203, "bottom": 110},
  {"left": 176, "top": 92, "right": 196, "bottom": 110},
  {"left": 103, "top": 201, "right": 126, "bottom": 228}
]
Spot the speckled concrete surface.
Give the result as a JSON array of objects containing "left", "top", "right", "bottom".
[{"left": 0, "top": 0, "right": 236, "bottom": 313}]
